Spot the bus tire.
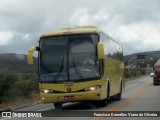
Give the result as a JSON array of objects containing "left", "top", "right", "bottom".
[
  {"left": 115, "top": 92, "right": 122, "bottom": 101},
  {"left": 94, "top": 99, "right": 107, "bottom": 107},
  {"left": 98, "top": 99, "right": 107, "bottom": 107},
  {"left": 54, "top": 103, "right": 63, "bottom": 110},
  {"left": 115, "top": 81, "right": 122, "bottom": 101}
]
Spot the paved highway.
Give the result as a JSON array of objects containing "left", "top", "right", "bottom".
[{"left": 1, "top": 76, "right": 160, "bottom": 120}]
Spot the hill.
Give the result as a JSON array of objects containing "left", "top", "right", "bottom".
[
  {"left": 0, "top": 50, "right": 160, "bottom": 72},
  {"left": 124, "top": 50, "right": 160, "bottom": 67},
  {"left": 0, "top": 53, "right": 37, "bottom": 73}
]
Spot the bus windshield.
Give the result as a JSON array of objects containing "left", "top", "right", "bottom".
[{"left": 39, "top": 34, "right": 100, "bottom": 83}]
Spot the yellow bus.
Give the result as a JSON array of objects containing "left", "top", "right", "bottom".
[{"left": 27, "top": 26, "right": 124, "bottom": 109}]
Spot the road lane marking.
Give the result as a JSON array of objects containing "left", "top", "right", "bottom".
[{"left": 92, "top": 81, "right": 151, "bottom": 120}]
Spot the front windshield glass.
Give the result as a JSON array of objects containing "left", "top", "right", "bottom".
[
  {"left": 69, "top": 35, "right": 99, "bottom": 80},
  {"left": 39, "top": 34, "right": 100, "bottom": 82}
]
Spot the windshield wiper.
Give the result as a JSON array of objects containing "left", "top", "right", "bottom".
[
  {"left": 53, "top": 58, "right": 64, "bottom": 81},
  {"left": 72, "top": 57, "right": 84, "bottom": 79}
]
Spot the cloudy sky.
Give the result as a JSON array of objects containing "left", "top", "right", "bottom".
[{"left": 0, "top": 0, "right": 160, "bottom": 55}]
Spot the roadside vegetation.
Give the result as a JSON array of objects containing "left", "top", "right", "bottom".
[
  {"left": 0, "top": 69, "right": 39, "bottom": 107},
  {"left": 0, "top": 67, "right": 150, "bottom": 109},
  {"left": 124, "top": 68, "right": 150, "bottom": 79}
]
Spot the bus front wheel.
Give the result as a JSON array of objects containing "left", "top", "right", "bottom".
[
  {"left": 54, "top": 103, "right": 63, "bottom": 110},
  {"left": 93, "top": 99, "right": 107, "bottom": 107},
  {"left": 97, "top": 99, "right": 108, "bottom": 107}
]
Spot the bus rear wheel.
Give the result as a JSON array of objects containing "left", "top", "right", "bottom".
[
  {"left": 110, "top": 92, "right": 121, "bottom": 101},
  {"left": 115, "top": 92, "right": 122, "bottom": 101},
  {"left": 54, "top": 103, "right": 63, "bottom": 110}
]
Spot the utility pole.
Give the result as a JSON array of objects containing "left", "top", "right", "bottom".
[{"left": 128, "top": 57, "right": 136, "bottom": 76}]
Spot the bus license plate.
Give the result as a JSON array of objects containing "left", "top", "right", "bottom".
[{"left": 64, "top": 96, "right": 74, "bottom": 100}]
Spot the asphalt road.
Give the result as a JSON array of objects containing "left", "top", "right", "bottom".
[{"left": 1, "top": 76, "right": 160, "bottom": 120}]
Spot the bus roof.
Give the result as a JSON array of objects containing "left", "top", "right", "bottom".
[{"left": 41, "top": 26, "right": 100, "bottom": 37}]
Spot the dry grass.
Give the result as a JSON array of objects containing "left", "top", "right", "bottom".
[{"left": 0, "top": 92, "right": 40, "bottom": 111}]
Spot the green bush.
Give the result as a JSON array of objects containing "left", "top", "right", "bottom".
[
  {"left": 29, "top": 78, "right": 39, "bottom": 92},
  {"left": 0, "top": 69, "right": 17, "bottom": 103},
  {"left": 131, "top": 69, "right": 140, "bottom": 77},
  {"left": 15, "top": 80, "right": 31, "bottom": 96},
  {"left": 0, "top": 69, "right": 38, "bottom": 103},
  {"left": 124, "top": 69, "right": 130, "bottom": 78},
  {"left": 124, "top": 68, "right": 147, "bottom": 79},
  {"left": 140, "top": 69, "right": 146, "bottom": 75}
]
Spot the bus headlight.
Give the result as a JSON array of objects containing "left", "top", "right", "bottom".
[
  {"left": 84, "top": 85, "right": 101, "bottom": 91},
  {"left": 40, "top": 89, "right": 54, "bottom": 93}
]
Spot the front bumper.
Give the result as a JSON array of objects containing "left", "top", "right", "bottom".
[{"left": 40, "top": 90, "right": 102, "bottom": 103}]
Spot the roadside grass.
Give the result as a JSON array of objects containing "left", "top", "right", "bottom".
[{"left": 0, "top": 92, "right": 40, "bottom": 111}]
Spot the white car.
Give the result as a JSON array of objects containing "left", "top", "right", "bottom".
[{"left": 150, "top": 72, "right": 154, "bottom": 77}]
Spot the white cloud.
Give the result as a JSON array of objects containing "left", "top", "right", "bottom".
[
  {"left": 0, "top": 31, "right": 14, "bottom": 45},
  {"left": 23, "top": 34, "right": 31, "bottom": 41},
  {"left": 0, "top": 0, "right": 160, "bottom": 54},
  {"left": 116, "top": 22, "right": 160, "bottom": 53},
  {"left": 70, "top": 8, "right": 109, "bottom": 26}
]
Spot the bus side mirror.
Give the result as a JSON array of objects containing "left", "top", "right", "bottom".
[
  {"left": 97, "top": 41, "right": 104, "bottom": 59},
  {"left": 27, "top": 46, "right": 39, "bottom": 64}
]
